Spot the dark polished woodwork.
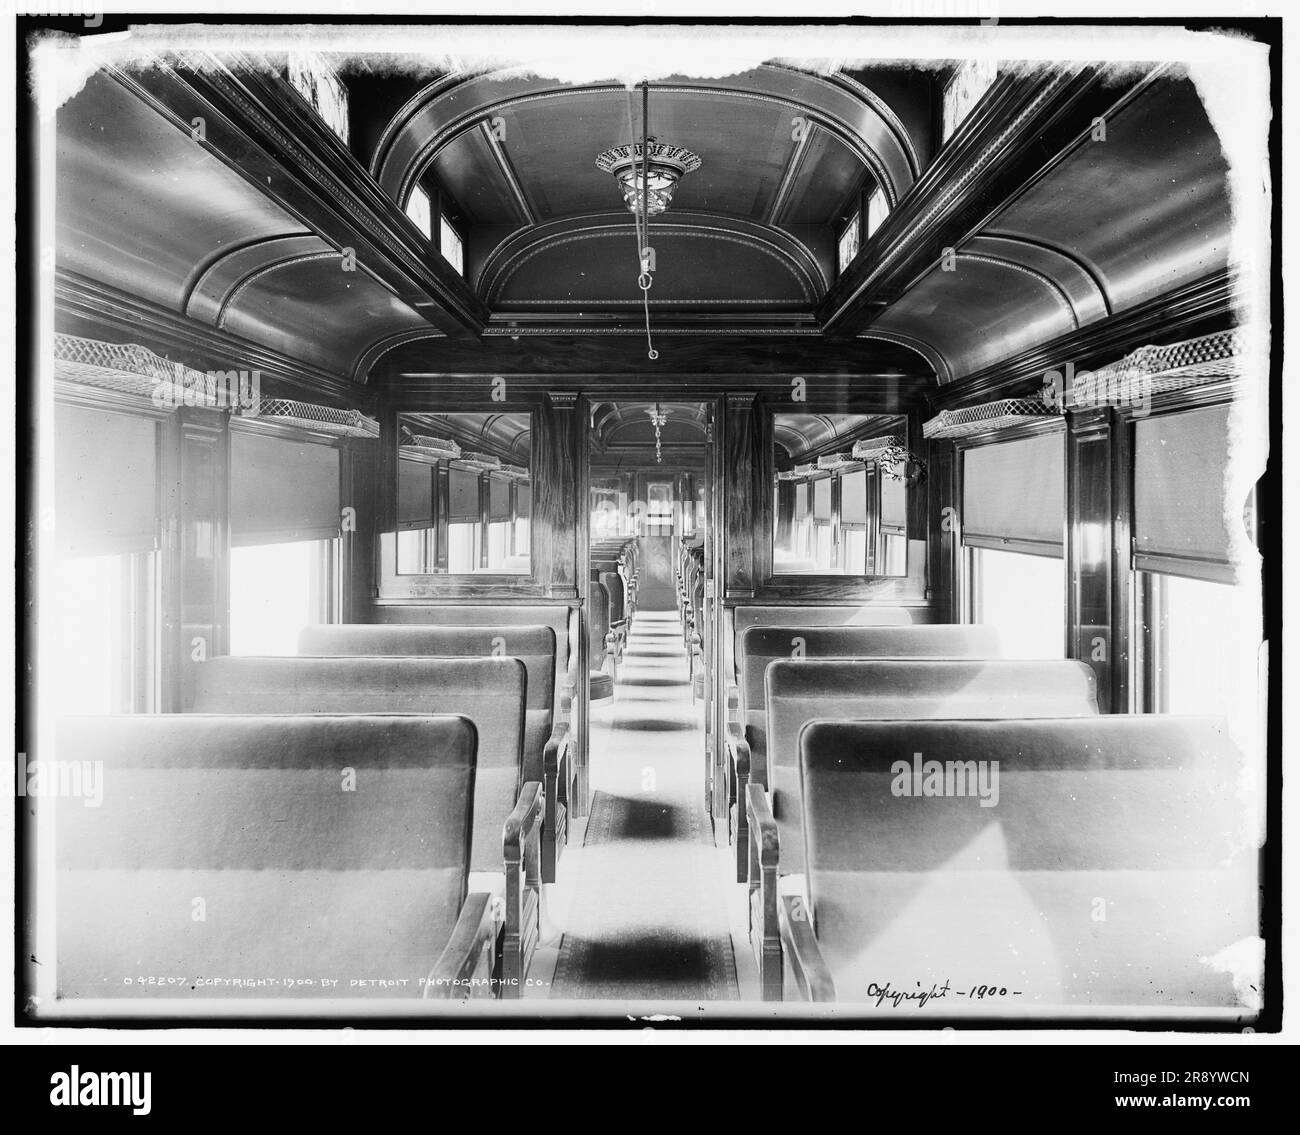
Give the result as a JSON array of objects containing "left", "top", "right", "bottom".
[
  {"left": 819, "top": 65, "right": 1163, "bottom": 336},
  {"left": 1066, "top": 408, "right": 1118, "bottom": 713},
  {"left": 115, "top": 60, "right": 488, "bottom": 340}
]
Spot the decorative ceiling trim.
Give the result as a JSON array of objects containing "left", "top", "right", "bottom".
[
  {"left": 857, "top": 330, "right": 951, "bottom": 386},
  {"left": 953, "top": 250, "right": 1081, "bottom": 330},
  {"left": 977, "top": 229, "right": 1113, "bottom": 318},
  {"left": 372, "top": 65, "right": 917, "bottom": 217},
  {"left": 112, "top": 58, "right": 488, "bottom": 340},
  {"left": 815, "top": 67, "right": 922, "bottom": 179},
  {"left": 54, "top": 269, "right": 373, "bottom": 408},
  {"left": 216, "top": 250, "right": 352, "bottom": 330},
  {"left": 352, "top": 327, "right": 446, "bottom": 384},
  {"left": 182, "top": 230, "right": 316, "bottom": 317},
  {"left": 767, "top": 119, "right": 815, "bottom": 228},
  {"left": 479, "top": 120, "right": 537, "bottom": 226},
  {"left": 499, "top": 299, "right": 811, "bottom": 307},
  {"left": 930, "top": 268, "right": 1238, "bottom": 404},
  {"left": 488, "top": 325, "right": 826, "bottom": 335},
  {"left": 819, "top": 64, "right": 1166, "bottom": 336},
  {"left": 824, "top": 70, "right": 1075, "bottom": 327},
  {"left": 478, "top": 212, "right": 826, "bottom": 304}
]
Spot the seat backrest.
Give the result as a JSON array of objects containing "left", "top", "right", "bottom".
[
  {"left": 300, "top": 623, "right": 554, "bottom": 777},
  {"left": 369, "top": 605, "right": 574, "bottom": 697},
  {"left": 728, "top": 605, "right": 917, "bottom": 690},
  {"left": 55, "top": 713, "right": 477, "bottom": 1000},
  {"left": 799, "top": 716, "right": 1256, "bottom": 1009},
  {"left": 739, "top": 623, "right": 1003, "bottom": 719},
  {"left": 766, "top": 659, "right": 1098, "bottom": 874},
  {"left": 191, "top": 655, "right": 525, "bottom": 872},
  {"left": 600, "top": 570, "right": 626, "bottom": 624}
]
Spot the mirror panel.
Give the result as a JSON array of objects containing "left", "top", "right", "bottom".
[
  {"left": 395, "top": 411, "right": 532, "bottom": 575},
  {"left": 772, "top": 412, "right": 909, "bottom": 576}
]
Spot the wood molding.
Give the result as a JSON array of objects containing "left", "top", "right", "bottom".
[
  {"left": 819, "top": 65, "right": 1161, "bottom": 336},
  {"left": 930, "top": 269, "right": 1239, "bottom": 410},
  {"left": 55, "top": 270, "right": 374, "bottom": 411},
  {"left": 111, "top": 59, "right": 488, "bottom": 341}
]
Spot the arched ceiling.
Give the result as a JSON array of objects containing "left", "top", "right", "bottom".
[
  {"left": 51, "top": 43, "right": 1237, "bottom": 405},
  {"left": 590, "top": 401, "right": 710, "bottom": 452}
]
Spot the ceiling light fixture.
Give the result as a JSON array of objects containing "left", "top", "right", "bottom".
[
  {"left": 595, "top": 137, "right": 701, "bottom": 218},
  {"left": 596, "top": 82, "right": 701, "bottom": 361},
  {"left": 646, "top": 402, "right": 669, "bottom": 463}
]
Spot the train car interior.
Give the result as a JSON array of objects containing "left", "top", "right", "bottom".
[{"left": 24, "top": 19, "right": 1273, "bottom": 1025}]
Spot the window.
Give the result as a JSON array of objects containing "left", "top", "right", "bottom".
[
  {"left": 287, "top": 54, "right": 349, "bottom": 144},
  {"left": 1135, "top": 572, "right": 1260, "bottom": 719},
  {"left": 942, "top": 58, "right": 998, "bottom": 142},
  {"left": 406, "top": 185, "right": 432, "bottom": 239},
  {"left": 51, "top": 403, "right": 162, "bottom": 712},
  {"left": 865, "top": 185, "right": 888, "bottom": 239},
  {"left": 837, "top": 213, "right": 860, "bottom": 275},
  {"left": 968, "top": 547, "right": 1065, "bottom": 659},
  {"left": 440, "top": 215, "right": 464, "bottom": 276},
  {"left": 448, "top": 523, "right": 478, "bottom": 573},
  {"left": 230, "top": 539, "right": 336, "bottom": 656},
  {"left": 52, "top": 551, "right": 159, "bottom": 713}
]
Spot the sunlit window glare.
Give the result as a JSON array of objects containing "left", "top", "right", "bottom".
[
  {"left": 970, "top": 547, "right": 1064, "bottom": 658},
  {"left": 229, "top": 540, "right": 331, "bottom": 656}
]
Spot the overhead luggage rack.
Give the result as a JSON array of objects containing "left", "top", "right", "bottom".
[
  {"left": 1061, "top": 328, "right": 1248, "bottom": 408},
  {"left": 52, "top": 333, "right": 215, "bottom": 405},
  {"left": 400, "top": 433, "right": 461, "bottom": 460},
  {"left": 923, "top": 395, "right": 1059, "bottom": 440},
  {"left": 456, "top": 451, "right": 503, "bottom": 472},
  {"left": 252, "top": 398, "right": 380, "bottom": 439},
  {"left": 850, "top": 434, "right": 902, "bottom": 463}
]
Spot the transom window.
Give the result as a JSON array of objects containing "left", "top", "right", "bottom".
[
  {"left": 405, "top": 185, "right": 432, "bottom": 239},
  {"left": 866, "top": 185, "right": 888, "bottom": 239},
  {"left": 440, "top": 215, "right": 465, "bottom": 276},
  {"left": 837, "top": 213, "right": 860, "bottom": 275}
]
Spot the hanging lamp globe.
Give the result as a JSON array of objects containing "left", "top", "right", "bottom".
[{"left": 595, "top": 137, "right": 701, "bottom": 216}]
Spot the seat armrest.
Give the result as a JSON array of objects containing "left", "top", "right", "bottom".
[
  {"left": 746, "top": 783, "right": 782, "bottom": 1000},
  {"left": 725, "top": 721, "right": 752, "bottom": 782},
  {"left": 542, "top": 710, "right": 573, "bottom": 883},
  {"left": 425, "top": 892, "right": 495, "bottom": 999},
  {"left": 501, "top": 780, "right": 544, "bottom": 997},
  {"left": 725, "top": 721, "right": 753, "bottom": 880},
  {"left": 504, "top": 780, "right": 544, "bottom": 866},
  {"left": 779, "top": 896, "right": 836, "bottom": 1002}
]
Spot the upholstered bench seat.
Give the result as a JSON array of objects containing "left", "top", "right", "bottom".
[
  {"left": 763, "top": 715, "right": 1258, "bottom": 1018},
  {"left": 54, "top": 714, "right": 494, "bottom": 1005}
]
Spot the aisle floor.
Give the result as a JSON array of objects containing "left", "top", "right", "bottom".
[{"left": 535, "top": 610, "right": 757, "bottom": 1003}]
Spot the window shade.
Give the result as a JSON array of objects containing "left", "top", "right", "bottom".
[
  {"left": 813, "top": 476, "right": 832, "bottom": 520},
  {"left": 517, "top": 482, "right": 531, "bottom": 519},
  {"left": 881, "top": 472, "right": 907, "bottom": 531},
  {"left": 841, "top": 469, "right": 867, "bottom": 524},
  {"left": 963, "top": 433, "right": 1064, "bottom": 551},
  {"left": 230, "top": 431, "right": 339, "bottom": 546},
  {"left": 1134, "top": 404, "right": 1236, "bottom": 581},
  {"left": 489, "top": 474, "right": 511, "bottom": 521},
  {"left": 449, "top": 467, "right": 480, "bottom": 522},
  {"left": 397, "top": 457, "right": 433, "bottom": 530},
  {"left": 55, "top": 404, "right": 158, "bottom": 557}
]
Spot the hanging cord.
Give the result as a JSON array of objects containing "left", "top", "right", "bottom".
[{"left": 625, "top": 83, "right": 658, "bottom": 360}]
